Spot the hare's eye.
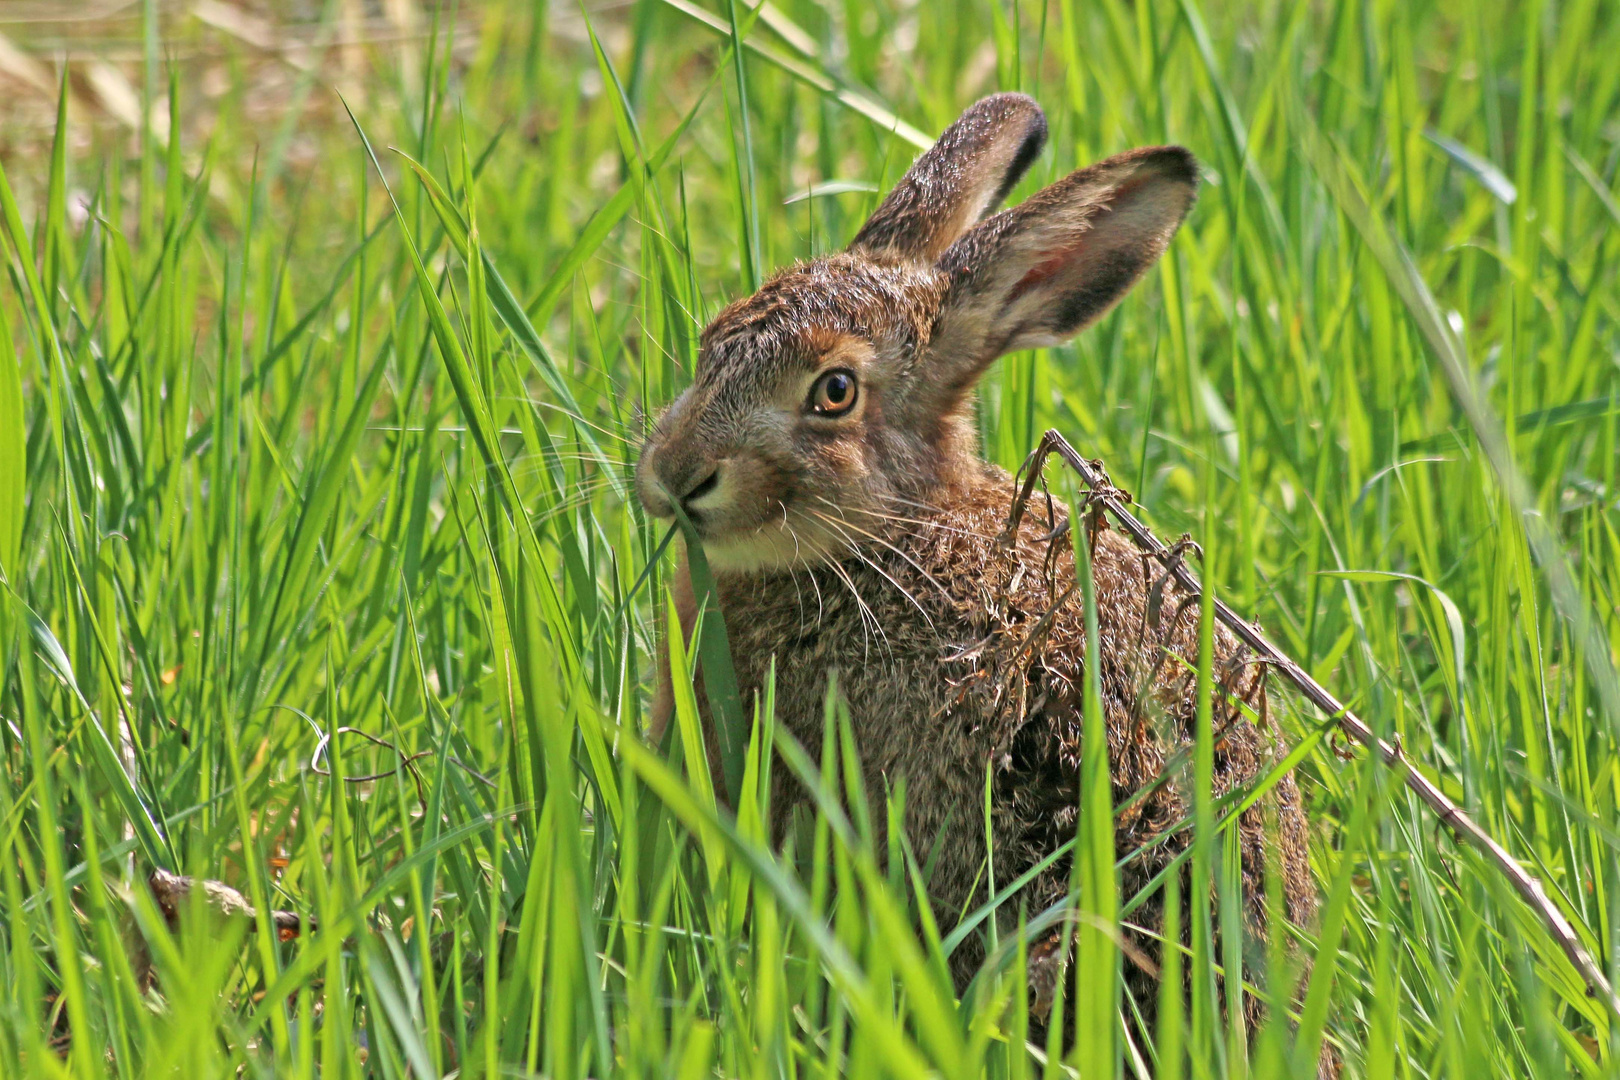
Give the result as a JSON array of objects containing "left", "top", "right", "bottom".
[{"left": 810, "top": 369, "right": 859, "bottom": 416}]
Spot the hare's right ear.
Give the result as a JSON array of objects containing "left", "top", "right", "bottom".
[
  {"left": 925, "top": 146, "right": 1198, "bottom": 396},
  {"left": 850, "top": 93, "right": 1048, "bottom": 263}
]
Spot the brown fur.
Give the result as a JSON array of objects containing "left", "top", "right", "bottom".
[
  {"left": 666, "top": 474, "right": 1316, "bottom": 1040},
  {"left": 636, "top": 93, "right": 1323, "bottom": 1066}
]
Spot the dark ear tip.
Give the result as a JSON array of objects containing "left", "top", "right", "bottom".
[
  {"left": 1010, "top": 102, "right": 1049, "bottom": 172},
  {"left": 1140, "top": 145, "right": 1201, "bottom": 187},
  {"left": 967, "top": 92, "right": 1048, "bottom": 138},
  {"left": 973, "top": 90, "right": 1043, "bottom": 113},
  {"left": 965, "top": 94, "right": 1048, "bottom": 207}
]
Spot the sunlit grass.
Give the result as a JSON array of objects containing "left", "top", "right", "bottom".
[{"left": 1, "top": 0, "right": 1618, "bottom": 1076}]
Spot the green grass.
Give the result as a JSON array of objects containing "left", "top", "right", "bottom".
[{"left": 1, "top": 0, "right": 1619, "bottom": 1076}]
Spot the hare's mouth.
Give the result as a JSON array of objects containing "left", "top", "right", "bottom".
[
  {"left": 690, "top": 509, "right": 854, "bottom": 576},
  {"left": 691, "top": 520, "right": 790, "bottom": 573}
]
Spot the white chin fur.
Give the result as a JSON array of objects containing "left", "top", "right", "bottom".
[{"left": 699, "top": 526, "right": 835, "bottom": 575}]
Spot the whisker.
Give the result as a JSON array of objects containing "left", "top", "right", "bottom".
[
  {"left": 481, "top": 396, "right": 642, "bottom": 447},
  {"left": 807, "top": 522, "right": 891, "bottom": 662},
  {"left": 836, "top": 500, "right": 1003, "bottom": 544},
  {"left": 527, "top": 401, "right": 642, "bottom": 444},
  {"left": 511, "top": 450, "right": 637, "bottom": 464},
  {"left": 810, "top": 498, "right": 959, "bottom": 606},
  {"left": 775, "top": 512, "right": 811, "bottom": 624},
  {"left": 866, "top": 490, "right": 949, "bottom": 517},
  {"left": 783, "top": 519, "right": 827, "bottom": 626},
  {"left": 512, "top": 481, "right": 620, "bottom": 505},
  {"left": 809, "top": 510, "right": 937, "bottom": 631},
  {"left": 507, "top": 461, "right": 632, "bottom": 484},
  {"left": 519, "top": 490, "right": 625, "bottom": 523}
]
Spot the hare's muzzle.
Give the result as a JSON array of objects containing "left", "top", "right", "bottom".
[{"left": 636, "top": 443, "right": 725, "bottom": 525}]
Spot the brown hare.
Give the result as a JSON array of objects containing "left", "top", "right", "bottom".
[{"left": 637, "top": 93, "right": 1318, "bottom": 1057}]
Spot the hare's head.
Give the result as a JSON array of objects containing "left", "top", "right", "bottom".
[{"left": 637, "top": 94, "right": 1196, "bottom": 572}]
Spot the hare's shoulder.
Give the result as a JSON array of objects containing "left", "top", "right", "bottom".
[
  {"left": 886, "top": 475, "right": 1268, "bottom": 746},
  {"left": 885, "top": 472, "right": 1167, "bottom": 645}
]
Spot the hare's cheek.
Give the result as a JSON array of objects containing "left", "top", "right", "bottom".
[
  {"left": 809, "top": 436, "right": 871, "bottom": 488},
  {"left": 718, "top": 453, "right": 794, "bottom": 523}
]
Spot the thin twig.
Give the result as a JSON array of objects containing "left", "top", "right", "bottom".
[
  {"left": 311, "top": 726, "right": 432, "bottom": 808},
  {"left": 1019, "top": 427, "right": 1620, "bottom": 1021}
]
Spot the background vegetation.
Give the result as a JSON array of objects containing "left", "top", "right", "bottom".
[{"left": 1, "top": 0, "right": 1618, "bottom": 1075}]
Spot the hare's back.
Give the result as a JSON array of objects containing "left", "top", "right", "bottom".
[{"left": 895, "top": 472, "right": 1315, "bottom": 908}]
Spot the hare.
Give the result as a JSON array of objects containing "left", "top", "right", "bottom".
[{"left": 637, "top": 93, "right": 1318, "bottom": 1055}]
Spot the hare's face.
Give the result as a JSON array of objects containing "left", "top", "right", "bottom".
[
  {"left": 636, "top": 254, "right": 952, "bottom": 572},
  {"left": 637, "top": 93, "right": 1198, "bottom": 574}
]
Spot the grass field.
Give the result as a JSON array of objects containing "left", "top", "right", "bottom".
[{"left": 2, "top": 0, "right": 1619, "bottom": 1076}]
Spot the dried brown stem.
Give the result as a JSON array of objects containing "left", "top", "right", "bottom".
[{"left": 1019, "top": 427, "right": 1620, "bottom": 1020}]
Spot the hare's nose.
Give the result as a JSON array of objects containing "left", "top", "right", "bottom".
[
  {"left": 644, "top": 456, "right": 723, "bottom": 518},
  {"left": 675, "top": 463, "right": 721, "bottom": 510}
]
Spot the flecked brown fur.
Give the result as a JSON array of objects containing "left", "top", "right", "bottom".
[{"left": 702, "top": 473, "right": 1316, "bottom": 1040}]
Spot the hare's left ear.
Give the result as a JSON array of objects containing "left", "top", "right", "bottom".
[
  {"left": 850, "top": 93, "right": 1048, "bottom": 263},
  {"left": 927, "top": 145, "right": 1198, "bottom": 393}
]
